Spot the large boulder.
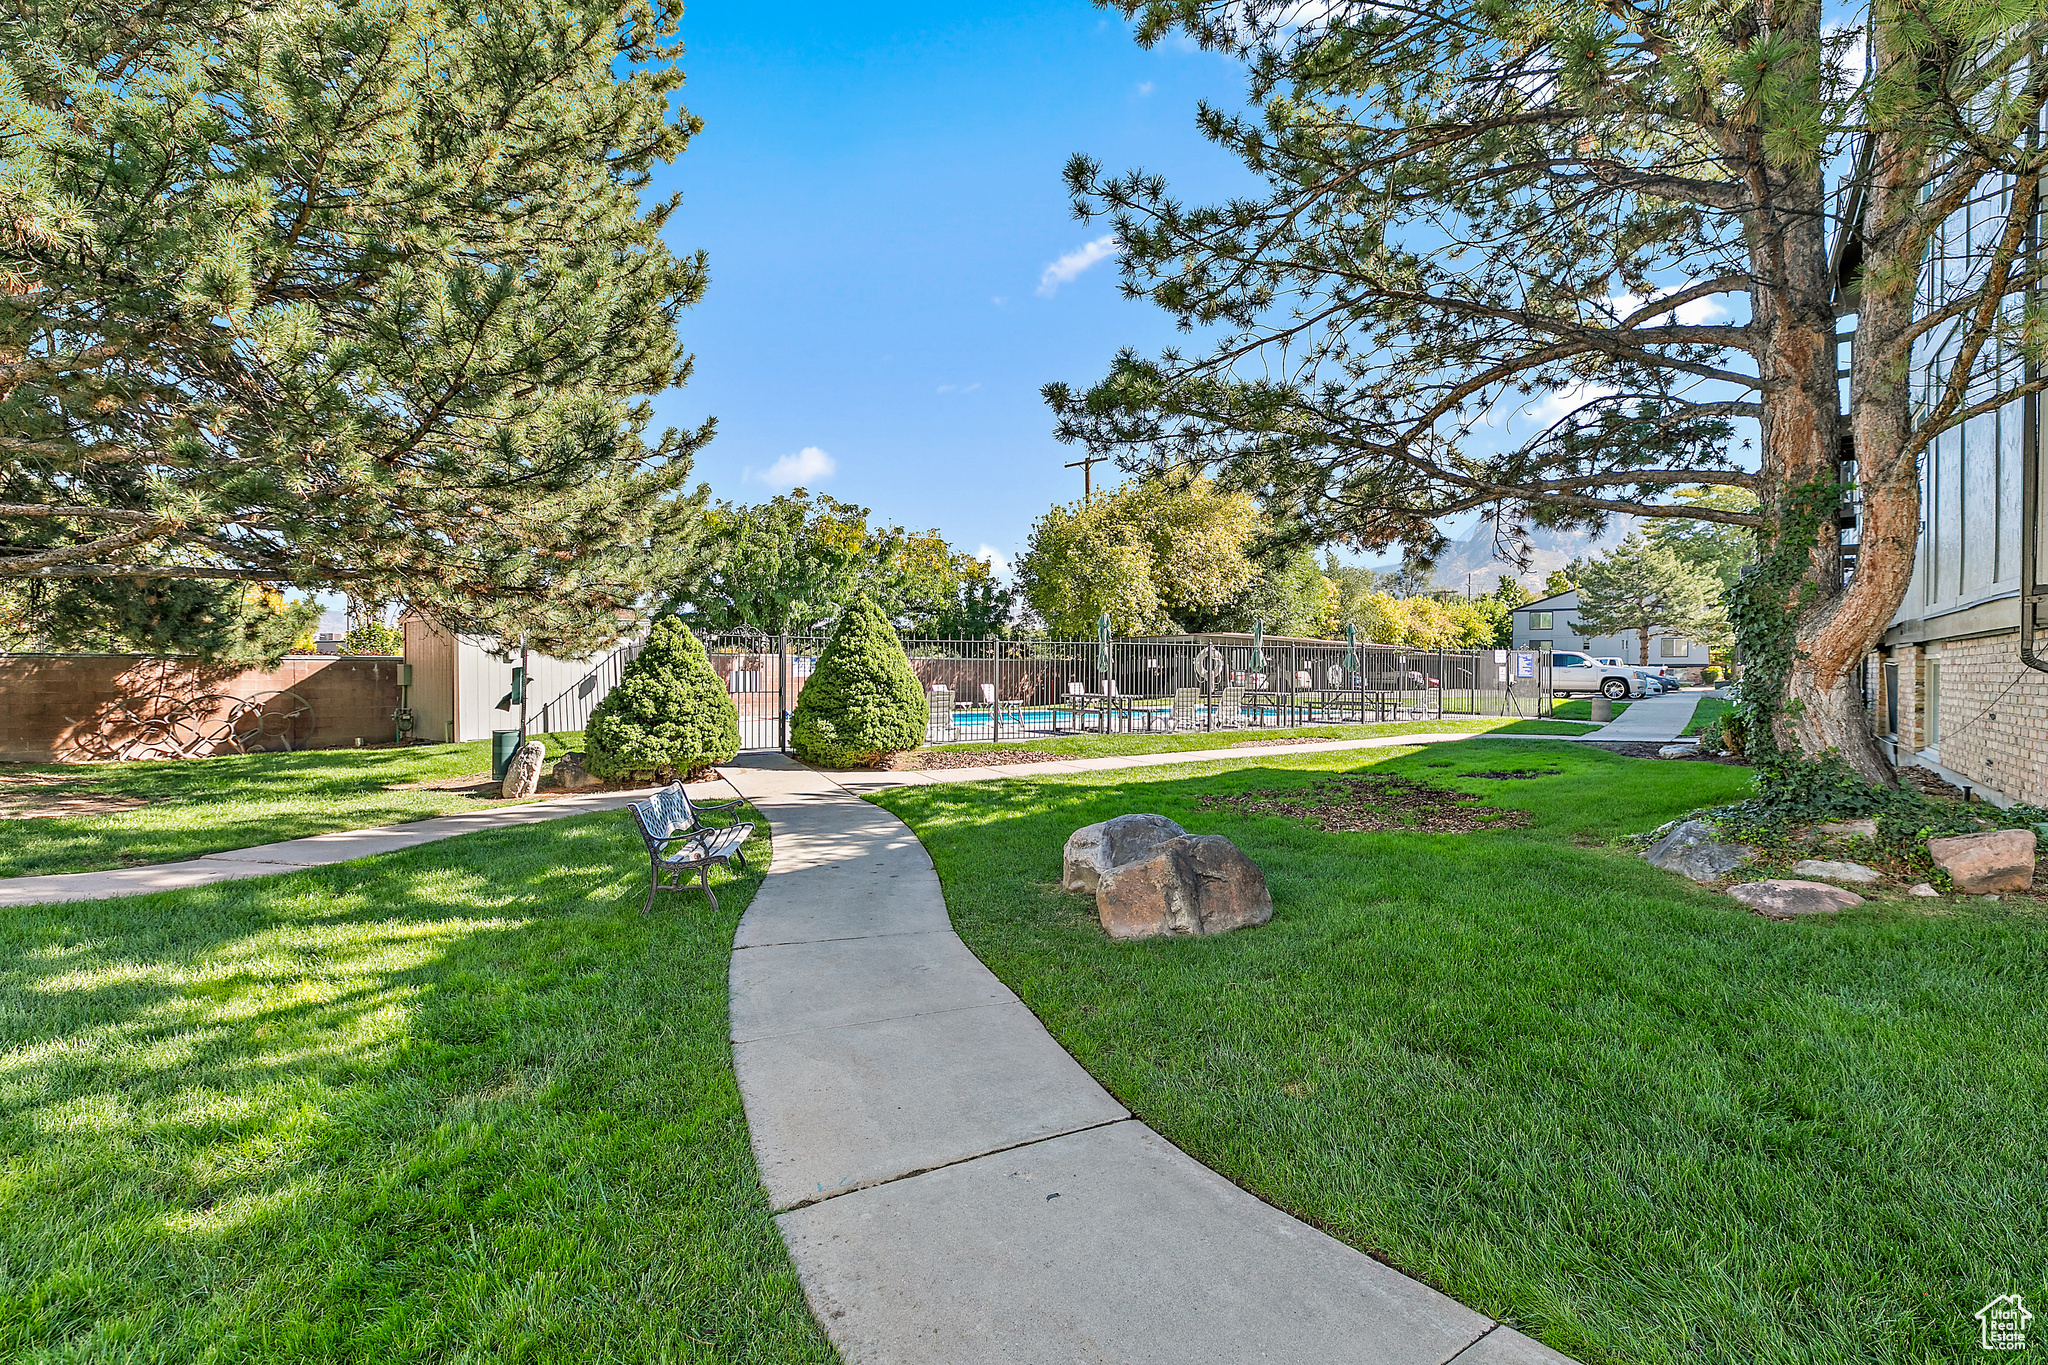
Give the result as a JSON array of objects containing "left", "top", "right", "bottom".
[
  {"left": 553, "top": 751, "right": 602, "bottom": 791},
  {"left": 1790, "top": 858, "right": 1883, "bottom": 885},
  {"left": 1926, "top": 828, "right": 2036, "bottom": 893},
  {"left": 1096, "top": 835, "right": 1272, "bottom": 940},
  {"left": 1644, "top": 819, "right": 1757, "bottom": 883},
  {"left": 1062, "top": 814, "right": 1188, "bottom": 894},
  {"left": 501, "top": 740, "right": 546, "bottom": 799},
  {"left": 1727, "top": 880, "right": 1865, "bottom": 918}
]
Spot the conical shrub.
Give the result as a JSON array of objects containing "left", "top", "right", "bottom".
[
  {"left": 584, "top": 615, "right": 741, "bottom": 780},
  {"left": 791, "top": 594, "right": 926, "bottom": 767}
]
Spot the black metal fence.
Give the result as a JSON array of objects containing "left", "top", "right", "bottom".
[{"left": 689, "top": 632, "right": 1552, "bottom": 752}]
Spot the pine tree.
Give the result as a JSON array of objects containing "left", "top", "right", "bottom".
[
  {"left": 1053, "top": 0, "right": 2046, "bottom": 782},
  {"left": 790, "top": 596, "right": 926, "bottom": 768},
  {"left": 1573, "top": 534, "right": 1722, "bottom": 665},
  {"left": 584, "top": 617, "right": 740, "bottom": 780},
  {"left": 0, "top": 0, "right": 712, "bottom": 656}
]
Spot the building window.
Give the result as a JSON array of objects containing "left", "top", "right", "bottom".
[
  {"left": 1531, "top": 611, "right": 1553, "bottom": 629},
  {"left": 1659, "top": 636, "right": 1690, "bottom": 657},
  {"left": 1530, "top": 640, "right": 1551, "bottom": 650},
  {"left": 1926, "top": 661, "right": 1942, "bottom": 747}
]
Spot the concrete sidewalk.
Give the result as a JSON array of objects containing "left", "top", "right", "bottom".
[
  {"left": 0, "top": 781, "right": 710, "bottom": 907},
  {"left": 1573, "top": 690, "right": 1706, "bottom": 744},
  {"left": 722, "top": 750, "right": 1572, "bottom": 1365}
]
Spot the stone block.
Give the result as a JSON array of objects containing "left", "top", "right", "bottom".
[
  {"left": 1061, "top": 814, "right": 1187, "bottom": 894},
  {"left": 1727, "top": 880, "right": 1864, "bottom": 917},
  {"left": 1817, "top": 819, "right": 1878, "bottom": 839},
  {"left": 1926, "top": 828, "right": 2036, "bottom": 893},
  {"left": 1790, "top": 859, "right": 1883, "bottom": 885},
  {"left": 1644, "top": 819, "right": 1756, "bottom": 882},
  {"left": 1096, "top": 835, "right": 1272, "bottom": 940},
  {"left": 501, "top": 739, "right": 545, "bottom": 798}
]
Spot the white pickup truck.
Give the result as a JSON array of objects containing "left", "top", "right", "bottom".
[{"left": 1547, "top": 650, "right": 1647, "bottom": 700}]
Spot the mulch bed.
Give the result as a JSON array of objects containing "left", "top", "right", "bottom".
[
  {"left": 0, "top": 774, "right": 148, "bottom": 820},
  {"left": 888, "top": 749, "right": 1066, "bottom": 771},
  {"left": 1198, "top": 774, "right": 1533, "bottom": 834}
]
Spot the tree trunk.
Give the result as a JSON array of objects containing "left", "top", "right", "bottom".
[
  {"left": 1728, "top": 0, "right": 1900, "bottom": 785},
  {"left": 1638, "top": 628, "right": 1651, "bottom": 666}
]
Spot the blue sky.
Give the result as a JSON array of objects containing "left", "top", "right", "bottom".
[{"left": 644, "top": 1, "right": 1259, "bottom": 571}]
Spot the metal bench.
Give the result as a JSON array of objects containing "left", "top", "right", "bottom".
[{"left": 627, "top": 783, "right": 755, "bottom": 914}]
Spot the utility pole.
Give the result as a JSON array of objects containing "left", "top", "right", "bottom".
[{"left": 1064, "top": 454, "right": 1107, "bottom": 502}]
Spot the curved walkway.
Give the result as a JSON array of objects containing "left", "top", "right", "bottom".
[{"left": 721, "top": 750, "right": 1573, "bottom": 1365}]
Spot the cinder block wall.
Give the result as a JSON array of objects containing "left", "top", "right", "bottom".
[{"left": 0, "top": 655, "right": 404, "bottom": 763}]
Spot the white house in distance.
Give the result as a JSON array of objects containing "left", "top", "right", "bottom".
[{"left": 1508, "top": 589, "right": 1714, "bottom": 681}]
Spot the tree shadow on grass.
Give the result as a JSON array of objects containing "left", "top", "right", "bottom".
[{"left": 0, "top": 811, "right": 834, "bottom": 1365}]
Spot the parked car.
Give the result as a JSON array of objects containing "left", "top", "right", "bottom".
[
  {"left": 1595, "top": 658, "right": 1678, "bottom": 693},
  {"left": 1549, "top": 651, "right": 1647, "bottom": 700}
]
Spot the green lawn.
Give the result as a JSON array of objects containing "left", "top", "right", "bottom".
[
  {"left": 1544, "top": 697, "right": 1630, "bottom": 721},
  {"left": 0, "top": 733, "right": 590, "bottom": 878},
  {"left": 0, "top": 813, "right": 834, "bottom": 1363},
  {"left": 1683, "top": 696, "right": 1734, "bottom": 737},
  {"left": 872, "top": 740, "right": 2046, "bottom": 1365},
  {"left": 930, "top": 716, "right": 1596, "bottom": 761}
]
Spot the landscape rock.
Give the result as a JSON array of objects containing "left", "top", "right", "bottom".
[
  {"left": 1644, "top": 819, "right": 1757, "bottom": 883},
  {"left": 553, "top": 751, "right": 601, "bottom": 791},
  {"left": 1727, "top": 880, "right": 1865, "bottom": 918},
  {"left": 1095, "top": 835, "right": 1272, "bottom": 940},
  {"left": 1925, "top": 828, "right": 2037, "bottom": 893},
  {"left": 1818, "top": 818, "right": 1879, "bottom": 839},
  {"left": 1790, "top": 858, "right": 1884, "bottom": 885},
  {"left": 1907, "top": 883, "right": 1940, "bottom": 897},
  {"left": 501, "top": 740, "right": 546, "bottom": 799},
  {"left": 1062, "top": 814, "right": 1189, "bottom": 894},
  {"left": 1658, "top": 743, "right": 1699, "bottom": 759}
]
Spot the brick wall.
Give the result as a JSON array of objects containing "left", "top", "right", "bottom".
[
  {"left": 1871, "top": 632, "right": 2048, "bottom": 805},
  {"left": 0, "top": 655, "right": 404, "bottom": 763}
]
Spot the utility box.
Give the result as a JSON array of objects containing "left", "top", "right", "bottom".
[
  {"left": 395, "top": 663, "right": 413, "bottom": 688},
  {"left": 491, "top": 729, "right": 522, "bottom": 781}
]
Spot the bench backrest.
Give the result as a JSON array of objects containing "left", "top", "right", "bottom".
[{"left": 638, "top": 783, "right": 700, "bottom": 841}]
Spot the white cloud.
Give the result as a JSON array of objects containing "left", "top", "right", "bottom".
[
  {"left": 757, "top": 445, "right": 835, "bottom": 488},
  {"left": 1521, "top": 383, "right": 1616, "bottom": 428},
  {"left": 991, "top": 295, "right": 1007, "bottom": 306},
  {"left": 936, "top": 382, "right": 981, "bottom": 394},
  {"left": 1610, "top": 288, "right": 1732, "bottom": 326},
  {"left": 1136, "top": 80, "right": 1154, "bottom": 95},
  {"left": 976, "top": 545, "right": 1013, "bottom": 578},
  {"left": 1037, "top": 233, "right": 1119, "bottom": 297}
]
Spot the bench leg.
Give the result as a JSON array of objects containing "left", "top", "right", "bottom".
[
  {"left": 642, "top": 863, "right": 660, "bottom": 916},
  {"left": 698, "top": 864, "right": 719, "bottom": 914}
]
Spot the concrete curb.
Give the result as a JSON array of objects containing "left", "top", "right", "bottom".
[{"left": 720, "top": 750, "right": 1577, "bottom": 1364}]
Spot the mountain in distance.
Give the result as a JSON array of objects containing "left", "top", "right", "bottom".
[{"left": 1423, "top": 516, "right": 1636, "bottom": 595}]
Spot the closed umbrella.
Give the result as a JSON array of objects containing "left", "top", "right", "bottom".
[
  {"left": 1343, "top": 622, "right": 1359, "bottom": 677},
  {"left": 1096, "top": 612, "right": 1113, "bottom": 674},
  {"left": 1250, "top": 619, "right": 1266, "bottom": 673}
]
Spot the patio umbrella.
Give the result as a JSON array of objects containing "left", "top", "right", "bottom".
[
  {"left": 1343, "top": 622, "right": 1359, "bottom": 677},
  {"left": 1250, "top": 620, "right": 1266, "bottom": 672},
  {"left": 1096, "top": 612, "right": 1113, "bottom": 674}
]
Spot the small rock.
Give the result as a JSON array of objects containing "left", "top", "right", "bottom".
[
  {"left": 1096, "top": 834, "right": 1273, "bottom": 939},
  {"left": 1925, "top": 828, "right": 2037, "bottom": 894},
  {"left": 553, "top": 751, "right": 602, "bottom": 790},
  {"left": 1658, "top": 743, "right": 1699, "bottom": 759},
  {"left": 1982, "top": 894, "right": 2003, "bottom": 903},
  {"left": 1062, "top": 814, "right": 1188, "bottom": 894},
  {"left": 1790, "top": 858, "right": 1884, "bottom": 885},
  {"left": 1644, "top": 819, "right": 1757, "bottom": 883},
  {"left": 501, "top": 740, "right": 546, "bottom": 798},
  {"left": 1907, "top": 883, "right": 1940, "bottom": 898},
  {"left": 1817, "top": 819, "right": 1879, "bottom": 839},
  {"left": 1727, "top": 880, "right": 1865, "bottom": 918}
]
